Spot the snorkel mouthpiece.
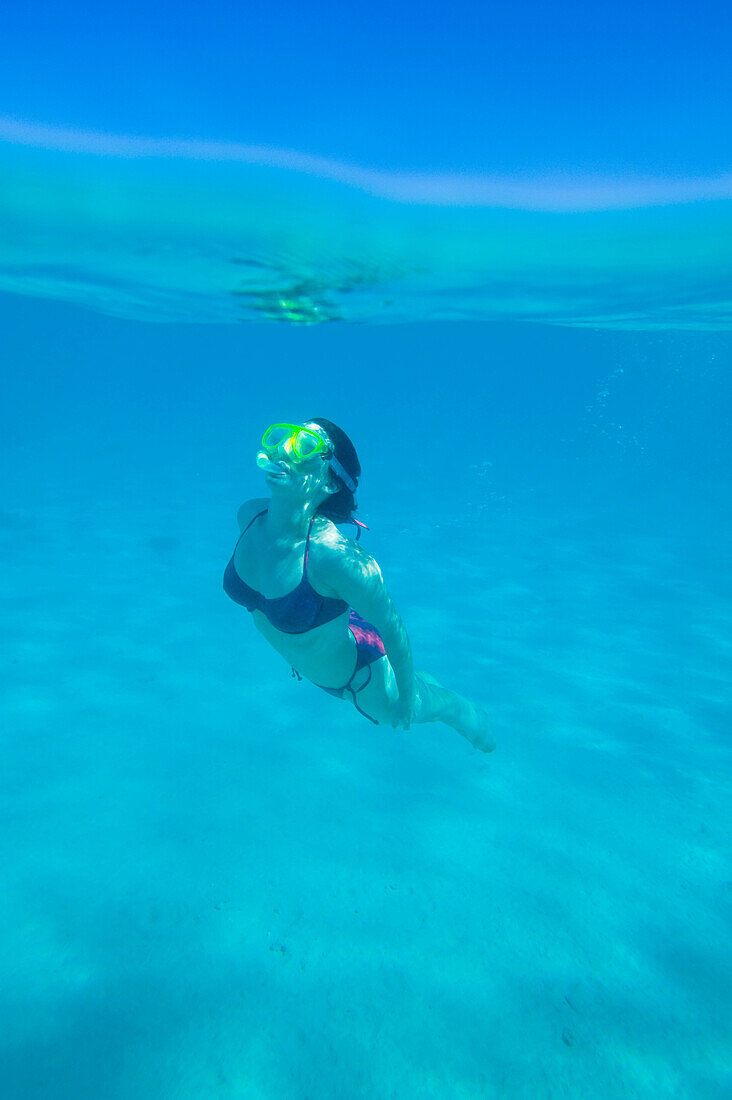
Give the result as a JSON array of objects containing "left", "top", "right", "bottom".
[{"left": 256, "top": 451, "right": 284, "bottom": 475}]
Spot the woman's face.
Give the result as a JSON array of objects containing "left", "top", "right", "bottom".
[{"left": 261, "top": 423, "right": 336, "bottom": 503}]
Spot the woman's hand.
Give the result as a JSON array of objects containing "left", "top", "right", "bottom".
[{"left": 391, "top": 683, "right": 418, "bottom": 730}]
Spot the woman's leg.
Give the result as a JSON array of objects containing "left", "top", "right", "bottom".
[
  {"left": 355, "top": 660, "right": 495, "bottom": 753},
  {"left": 413, "top": 671, "right": 495, "bottom": 753}
]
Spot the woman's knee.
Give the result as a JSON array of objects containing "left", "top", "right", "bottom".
[{"left": 413, "top": 672, "right": 449, "bottom": 724}]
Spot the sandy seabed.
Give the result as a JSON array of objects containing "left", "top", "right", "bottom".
[{"left": 1, "top": 496, "right": 730, "bottom": 1099}]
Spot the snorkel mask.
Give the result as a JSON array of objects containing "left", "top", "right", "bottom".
[{"left": 256, "top": 423, "right": 357, "bottom": 493}]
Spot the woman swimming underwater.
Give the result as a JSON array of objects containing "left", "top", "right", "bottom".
[{"left": 223, "top": 419, "right": 494, "bottom": 752}]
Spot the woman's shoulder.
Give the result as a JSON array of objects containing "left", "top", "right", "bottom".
[
  {"left": 310, "top": 517, "right": 380, "bottom": 580},
  {"left": 311, "top": 514, "right": 359, "bottom": 553},
  {"left": 236, "top": 497, "right": 269, "bottom": 533}
]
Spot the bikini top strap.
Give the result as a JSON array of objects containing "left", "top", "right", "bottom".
[
  {"left": 303, "top": 515, "right": 316, "bottom": 574},
  {"left": 235, "top": 508, "right": 268, "bottom": 548}
]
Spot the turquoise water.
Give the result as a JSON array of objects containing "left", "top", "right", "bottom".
[
  {"left": 1, "top": 137, "right": 731, "bottom": 1098},
  {"left": 2, "top": 129, "right": 732, "bottom": 328}
]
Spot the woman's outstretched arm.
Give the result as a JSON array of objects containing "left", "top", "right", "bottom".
[{"left": 317, "top": 540, "right": 417, "bottom": 713}]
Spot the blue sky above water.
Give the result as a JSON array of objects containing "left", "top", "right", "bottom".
[
  {"left": 2, "top": 0, "right": 731, "bottom": 176},
  {"left": 2, "top": 2, "right": 732, "bottom": 327}
]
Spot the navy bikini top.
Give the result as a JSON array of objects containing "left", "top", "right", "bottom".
[{"left": 223, "top": 509, "right": 349, "bottom": 634}]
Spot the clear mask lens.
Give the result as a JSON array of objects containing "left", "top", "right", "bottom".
[{"left": 262, "top": 424, "right": 325, "bottom": 463}]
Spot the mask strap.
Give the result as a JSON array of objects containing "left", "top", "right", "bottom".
[{"left": 328, "top": 453, "right": 357, "bottom": 494}]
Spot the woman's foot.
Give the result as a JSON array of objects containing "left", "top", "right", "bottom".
[
  {"left": 451, "top": 697, "right": 495, "bottom": 753},
  {"left": 418, "top": 673, "right": 495, "bottom": 753}
]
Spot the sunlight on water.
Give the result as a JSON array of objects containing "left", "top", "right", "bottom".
[{"left": 1, "top": 120, "right": 732, "bottom": 327}]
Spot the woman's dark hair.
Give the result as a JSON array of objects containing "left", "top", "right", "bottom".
[{"left": 307, "top": 417, "right": 361, "bottom": 524}]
